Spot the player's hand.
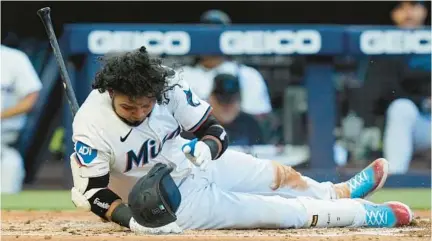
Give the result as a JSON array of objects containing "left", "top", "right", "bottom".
[
  {"left": 71, "top": 187, "right": 91, "bottom": 211},
  {"left": 182, "top": 138, "right": 212, "bottom": 170},
  {"left": 129, "top": 218, "right": 183, "bottom": 235}
]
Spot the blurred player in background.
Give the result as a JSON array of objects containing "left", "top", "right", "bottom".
[
  {"left": 180, "top": 10, "right": 272, "bottom": 117},
  {"left": 206, "top": 73, "right": 264, "bottom": 146},
  {"left": 181, "top": 73, "right": 264, "bottom": 146},
  {"left": 1, "top": 44, "right": 42, "bottom": 193},
  {"left": 360, "top": 1, "right": 431, "bottom": 174}
]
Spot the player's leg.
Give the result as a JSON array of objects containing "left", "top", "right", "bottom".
[
  {"left": 175, "top": 175, "right": 413, "bottom": 230},
  {"left": 0, "top": 145, "right": 25, "bottom": 194},
  {"left": 208, "top": 149, "right": 388, "bottom": 200},
  {"left": 384, "top": 98, "right": 431, "bottom": 174},
  {"left": 412, "top": 112, "right": 431, "bottom": 157}
]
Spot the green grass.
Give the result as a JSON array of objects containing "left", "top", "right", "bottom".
[
  {"left": 369, "top": 188, "right": 431, "bottom": 210},
  {"left": 1, "top": 188, "right": 430, "bottom": 211},
  {"left": 1, "top": 190, "right": 75, "bottom": 210}
]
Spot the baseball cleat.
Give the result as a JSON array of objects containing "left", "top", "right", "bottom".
[
  {"left": 346, "top": 158, "right": 389, "bottom": 199},
  {"left": 362, "top": 201, "right": 413, "bottom": 228}
]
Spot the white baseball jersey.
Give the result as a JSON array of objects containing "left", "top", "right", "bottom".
[
  {"left": 179, "top": 61, "right": 272, "bottom": 115},
  {"left": 71, "top": 68, "right": 346, "bottom": 231},
  {"left": 1, "top": 45, "right": 42, "bottom": 144},
  {"left": 72, "top": 72, "right": 212, "bottom": 199}
]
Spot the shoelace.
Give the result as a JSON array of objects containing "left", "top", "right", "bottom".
[
  {"left": 366, "top": 208, "right": 389, "bottom": 226},
  {"left": 347, "top": 171, "right": 368, "bottom": 190}
]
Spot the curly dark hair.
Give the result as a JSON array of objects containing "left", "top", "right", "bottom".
[{"left": 92, "top": 46, "right": 177, "bottom": 104}]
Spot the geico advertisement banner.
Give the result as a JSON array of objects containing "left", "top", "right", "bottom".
[
  {"left": 64, "top": 24, "right": 430, "bottom": 55},
  {"left": 349, "top": 29, "right": 431, "bottom": 55},
  {"left": 85, "top": 29, "right": 323, "bottom": 55},
  {"left": 219, "top": 30, "right": 321, "bottom": 55},
  {"left": 87, "top": 31, "right": 192, "bottom": 55}
]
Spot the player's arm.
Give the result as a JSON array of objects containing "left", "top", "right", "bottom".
[
  {"left": 70, "top": 140, "right": 133, "bottom": 228},
  {"left": 190, "top": 115, "right": 228, "bottom": 160},
  {"left": 167, "top": 74, "right": 229, "bottom": 162},
  {"left": 168, "top": 74, "right": 229, "bottom": 169},
  {"left": 0, "top": 92, "right": 40, "bottom": 119},
  {"left": 71, "top": 140, "right": 182, "bottom": 234},
  {"left": 1, "top": 51, "right": 42, "bottom": 119}
]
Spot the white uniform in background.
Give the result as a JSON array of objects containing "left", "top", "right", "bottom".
[
  {"left": 1, "top": 45, "right": 42, "bottom": 193},
  {"left": 71, "top": 70, "right": 402, "bottom": 230},
  {"left": 179, "top": 61, "right": 272, "bottom": 115}
]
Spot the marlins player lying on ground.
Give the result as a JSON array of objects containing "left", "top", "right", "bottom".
[{"left": 70, "top": 46, "right": 413, "bottom": 235}]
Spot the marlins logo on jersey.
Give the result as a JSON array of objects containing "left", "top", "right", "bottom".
[
  {"left": 125, "top": 126, "right": 182, "bottom": 172},
  {"left": 183, "top": 88, "right": 201, "bottom": 107}
]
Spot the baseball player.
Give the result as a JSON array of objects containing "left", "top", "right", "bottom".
[
  {"left": 179, "top": 10, "right": 272, "bottom": 116},
  {"left": 70, "top": 47, "right": 413, "bottom": 234},
  {"left": 1, "top": 44, "right": 43, "bottom": 193}
]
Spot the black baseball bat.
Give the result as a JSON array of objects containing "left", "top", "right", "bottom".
[{"left": 37, "top": 7, "right": 80, "bottom": 116}]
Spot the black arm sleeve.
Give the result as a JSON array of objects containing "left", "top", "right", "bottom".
[
  {"left": 111, "top": 203, "right": 133, "bottom": 228},
  {"left": 192, "top": 115, "right": 229, "bottom": 159}
]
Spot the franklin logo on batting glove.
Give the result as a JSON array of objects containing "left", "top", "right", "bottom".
[
  {"left": 93, "top": 198, "right": 110, "bottom": 210},
  {"left": 182, "top": 138, "right": 212, "bottom": 170}
]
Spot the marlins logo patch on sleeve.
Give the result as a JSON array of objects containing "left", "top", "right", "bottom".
[
  {"left": 183, "top": 88, "right": 201, "bottom": 107},
  {"left": 75, "top": 141, "right": 98, "bottom": 165}
]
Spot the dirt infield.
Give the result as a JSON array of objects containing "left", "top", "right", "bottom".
[{"left": 1, "top": 210, "right": 430, "bottom": 241}]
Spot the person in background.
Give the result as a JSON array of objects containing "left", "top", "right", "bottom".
[
  {"left": 179, "top": 9, "right": 272, "bottom": 117},
  {"left": 181, "top": 73, "right": 264, "bottom": 146},
  {"left": 360, "top": 1, "right": 430, "bottom": 174},
  {"left": 208, "top": 73, "right": 264, "bottom": 146},
  {"left": 1, "top": 44, "right": 42, "bottom": 193}
]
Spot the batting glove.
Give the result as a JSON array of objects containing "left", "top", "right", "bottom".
[
  {"left": 71, "top": 187, "right": 91, "bottom": 211},
  {"left": 130, "top": 218, "right": 183, "bottom": 235},
  {"left": 182, "top": 138, "right": 212, "bottom": 171}
]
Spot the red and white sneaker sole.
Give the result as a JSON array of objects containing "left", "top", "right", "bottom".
[{"left": 384, "top": 201, "right": 414, "bottom": 227}]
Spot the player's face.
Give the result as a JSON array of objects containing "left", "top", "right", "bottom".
[
  {"left": 111, "top": 92, "right": 156, "bottom": 126},
  {"left": 199, "top": 56, "right": 225, "bottom": 69},
  {"left": 392, "top": 2, "right": 427, "bottom": 28},
  {"left": 209, "top": 95, "right": 241, "bottom": 124}
]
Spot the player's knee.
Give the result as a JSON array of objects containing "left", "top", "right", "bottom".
[
  {"left": 0, "top": 149, "right": 24, "bottom": 194},
  {"left": 271, "top": 161, "right": 308, "bottom": 191}
]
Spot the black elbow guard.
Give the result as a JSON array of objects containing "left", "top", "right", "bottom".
[
  {"left": 193, "top": 115, "right": 229, "bottom": 159},
  {"left": 202, "top": 125, "right": 229, "bottom": 159}
]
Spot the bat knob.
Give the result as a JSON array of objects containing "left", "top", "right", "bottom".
[{"left": 37, "top": 7, "right": 51, "bottom": 17}]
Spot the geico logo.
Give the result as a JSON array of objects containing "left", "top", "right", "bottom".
[
  {"left": 360, "top": 30, "right": 431, "bottom": 54},
  {"left": 88, "top": 31, "right": 191, "bottom": 55},
  {"left": 219, "top": 30, "right": 321, "bottom": 55}
]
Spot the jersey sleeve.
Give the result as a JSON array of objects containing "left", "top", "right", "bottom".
[
  {"left": 167, "top": 73, "right": 212, "bottom": 132},
  {"left": 72, "top": 118, "right": 112, "bottom": 178},
  {"left": 239, "top": 67, "right": 272, "bottom": 115},
  {"left": 14, "top": 51, "right": 43, "bottom": 98}
]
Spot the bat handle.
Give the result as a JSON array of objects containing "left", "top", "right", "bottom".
[{"left": 37, "top": 7, "right": 51, "bottom": 18}]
